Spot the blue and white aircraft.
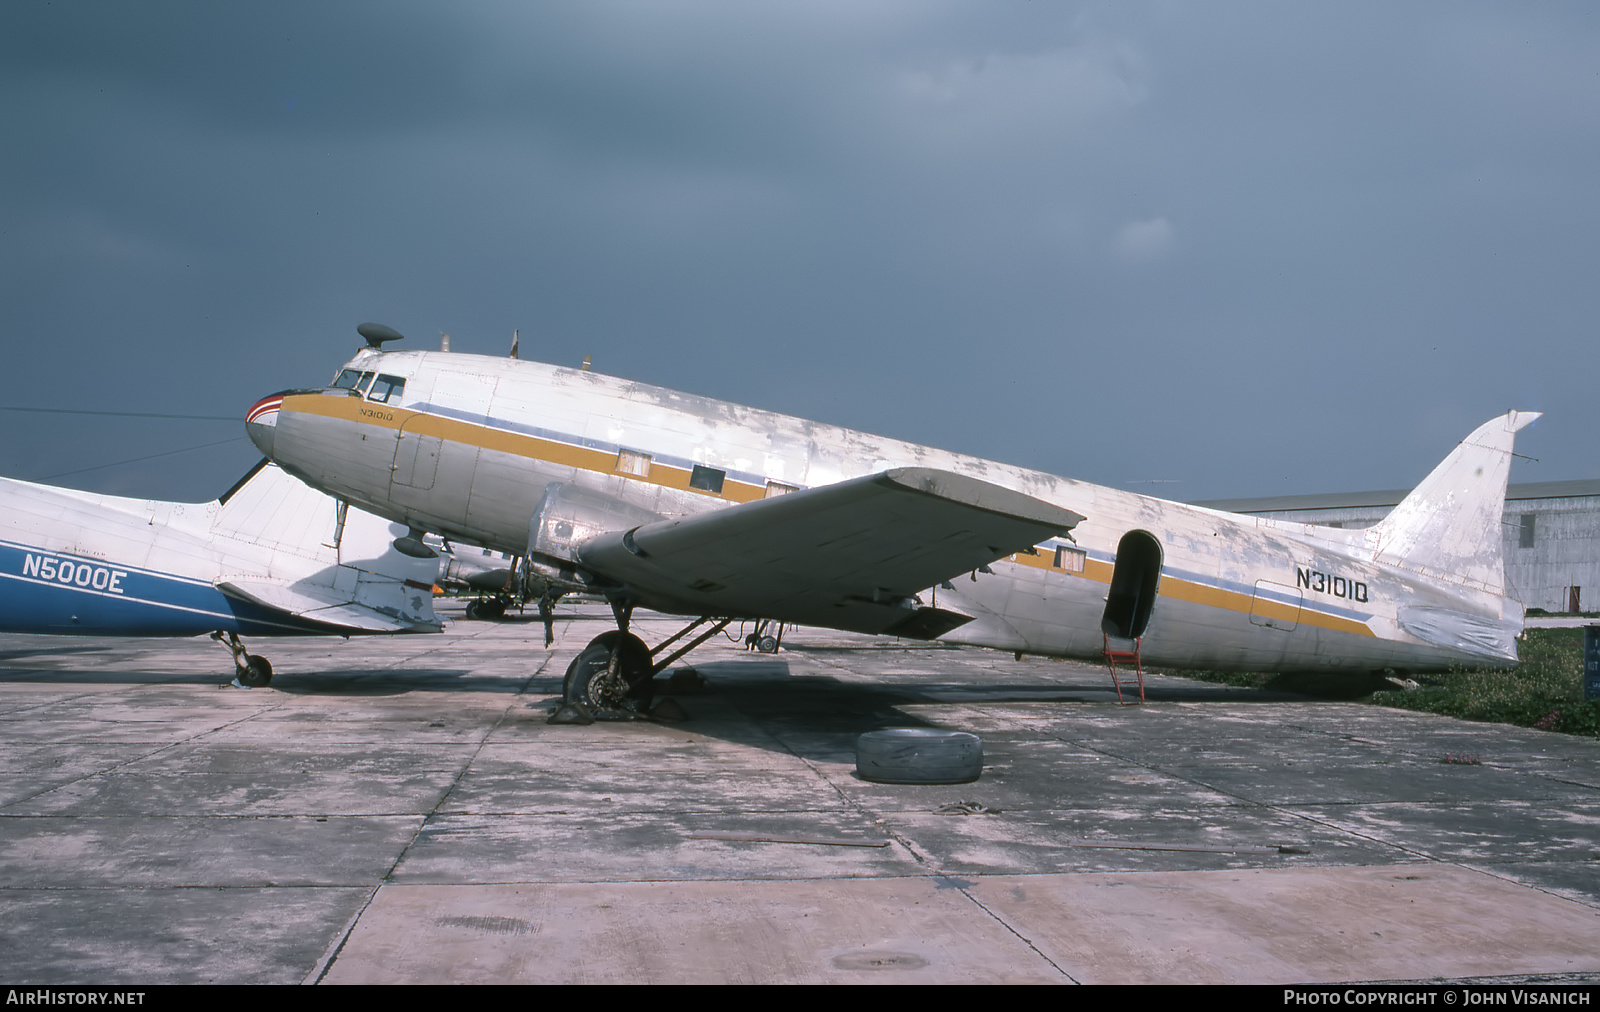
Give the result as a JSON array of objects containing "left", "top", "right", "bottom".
[{"left": 0, "top": 460, "right": 441, "bottom": 685}]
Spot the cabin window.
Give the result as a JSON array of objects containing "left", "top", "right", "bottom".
[
  {"left": 764, "top": 480, "right": 798, "bottom": 498},
  {"left": 690, "top": 464, "right": 725, "bottom": 494},
  {"left": 1053, "top": 546, "right": 1086, "bottom": 573},
  {"left": 1519, "top": 514, "right": 1536, "bottom": 548},
  {"left": 368, "top": 375, "right": 405, "bottom": 403},
  {"left": 616, "top": 449, "right": 652, "bottom": 477}
]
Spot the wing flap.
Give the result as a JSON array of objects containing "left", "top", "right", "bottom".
[{"left": 577, "top": 467, "right": 1082, "bottom": 636}]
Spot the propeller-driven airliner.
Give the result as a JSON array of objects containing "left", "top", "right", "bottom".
[{"left": 244, "top": 323, "right": 1533, "bottom": 716}]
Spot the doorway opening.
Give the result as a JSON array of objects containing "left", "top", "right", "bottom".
[{"left": 1101, "top": 530, "right": 1162, "bottom": 640}]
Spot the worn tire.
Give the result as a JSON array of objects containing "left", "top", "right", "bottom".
[
  {"left": 563, "top": 631, "right": 653, "bottom": 712},
  {"left": 856, "top": 729, "right": 982, "bottom": 785}
]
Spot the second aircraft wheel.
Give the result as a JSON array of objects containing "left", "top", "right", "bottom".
[{"left": 237, "top": 655, "right": 273, "bottom": 688}]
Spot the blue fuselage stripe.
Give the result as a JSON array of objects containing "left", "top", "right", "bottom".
[{"left": 0, "top": 542, "right": 329, "bottom": 637}]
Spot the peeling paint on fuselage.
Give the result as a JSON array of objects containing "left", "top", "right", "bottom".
[{"left": 253, "top": 349, "right": 1523, "bottom": 676}]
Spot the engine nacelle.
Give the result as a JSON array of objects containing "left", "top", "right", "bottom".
[{"left": 529, "top": 482, "right": 663, "bottom": 565}]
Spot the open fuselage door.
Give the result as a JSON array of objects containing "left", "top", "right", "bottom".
[
  {"left": 1102, "top": 529, "right": 1162, "bottom": 639},
  {"left": 1099, "top": 529, "right": 1162, "bottom": 704}
]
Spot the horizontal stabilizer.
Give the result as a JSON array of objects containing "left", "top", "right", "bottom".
[
  {"left": 218, "top": 576, "right": 440, "bottom": 633},
  {"left": 577, "top": 467, "right": 1083, "bottom": 637}
]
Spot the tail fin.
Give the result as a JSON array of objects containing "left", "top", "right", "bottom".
[{"left": 1365, "top": 410, "right": 1539, "bottom": 595}]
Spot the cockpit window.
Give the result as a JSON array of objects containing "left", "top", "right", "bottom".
[
  {"left": 367, "top": 374, "right": 406, "bottom": 404},
  {"left": 332, "top": 370, "right": 378, "bottom": 394}
]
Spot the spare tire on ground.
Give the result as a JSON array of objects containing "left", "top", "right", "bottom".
[{"left": 856, "top": 728, "right": 982, "bottom": 785}]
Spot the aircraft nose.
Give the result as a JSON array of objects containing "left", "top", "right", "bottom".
[{"left": 244, "top": 395, "right": 282, "bottom": 457}]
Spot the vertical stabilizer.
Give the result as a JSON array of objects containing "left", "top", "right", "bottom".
[{"left": 1366, "top": 410, "right": 1539, "bottom": 595}]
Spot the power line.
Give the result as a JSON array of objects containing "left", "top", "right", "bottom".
[
  {"left": 0, "top": 405, "right": 238, "bottom": 421},
  {"left": 37, "top": 436, "right": 251, "bottom": 481}
]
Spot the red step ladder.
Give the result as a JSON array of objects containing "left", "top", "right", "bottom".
[{"left": 1102, "top": 634, "right": 1145, "bottom": 704}]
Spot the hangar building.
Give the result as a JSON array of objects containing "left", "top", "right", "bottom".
[{"left": 1193, "top": 480, "right": 1600, "bottom": 614}]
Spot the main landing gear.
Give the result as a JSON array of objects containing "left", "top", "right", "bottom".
[
  {"left": 463, "top": 596, "right": 508, "bottom": 621},
  {"left": 744, "top": 618, "right": 785, "bottom": 654},
  {"left": 551, "top": 607, "right": 732, "bottom": 724},
  {"left": 212, "top": 631, "right": 273, "bottom": 688}
]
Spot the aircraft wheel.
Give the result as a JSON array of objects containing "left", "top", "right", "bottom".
[
  {"left": 856, "top": 729, "right": 982, "bottom": 785},
  {"left": 563, "top": 631, "right": 653, "bottom": 713},
  {"left": 756, "top": 635, "right": 779, "bottom": 654},
  {"left": 238, "top": 655, "right": 273, "bottom": 688}
]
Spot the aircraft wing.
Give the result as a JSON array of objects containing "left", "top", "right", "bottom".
[{"left": 576, "top": 467, "right": 1083, "bottom": 638}]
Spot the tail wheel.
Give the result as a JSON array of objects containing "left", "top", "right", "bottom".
[{"left": 238, "top": 655, "right": 273, "bottom": 688}]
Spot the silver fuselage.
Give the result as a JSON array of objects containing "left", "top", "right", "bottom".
[{"left": 247, "top": 349, "right": 1524, "bottom": 674}]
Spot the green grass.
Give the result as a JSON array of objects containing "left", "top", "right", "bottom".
[{"left": 1173, "top": 629, "right": 1600, "bottom": 737}]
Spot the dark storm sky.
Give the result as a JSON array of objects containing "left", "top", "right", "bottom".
[{"left": 3, "top": 2, "right": 1595, "bottom": 503}]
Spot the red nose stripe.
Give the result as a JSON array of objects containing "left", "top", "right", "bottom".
[{"left": 246, "top": 396, "right": 283, "bottom": 424}]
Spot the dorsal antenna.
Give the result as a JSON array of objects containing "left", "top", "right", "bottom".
[{"left": 356, "top": 322, "right": 406, "bottom": 349}]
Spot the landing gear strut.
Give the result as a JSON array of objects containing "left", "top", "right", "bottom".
[
  {"left": 536, "top": 591, "right": 560, "bottom": 647},
  {"left": 212, "top": 631, "right": 272, "bottom": 687}
]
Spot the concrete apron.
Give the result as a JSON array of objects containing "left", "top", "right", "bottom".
[
  {"left": 1, "top": 603, "right": 1597, "bottom": 985},
  {"left": 325, "top": 866, "right": 1597, "bottom": 985}
]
